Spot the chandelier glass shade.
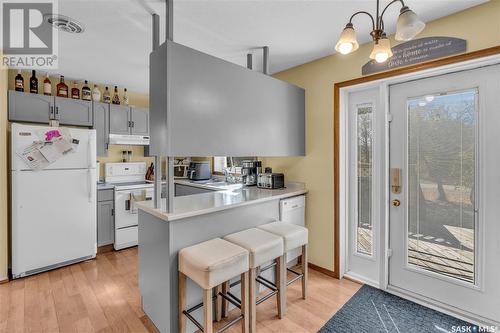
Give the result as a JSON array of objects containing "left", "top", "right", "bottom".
[{"left": 335, "top": 0, "right": 425, "bottom": 63}]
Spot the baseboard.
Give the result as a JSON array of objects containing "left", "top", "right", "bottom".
[
  {"left": 343, "top": 272, "right": 378, "bottom": 288},
  {"left": 308, "top": 262, "right": 338, "bottom": 278},
  {"left": 0, "top": 276, "right": 9, "bottom": 284},
  {"left": 97, "top": 244, "right": 114, "bottom": 254}
]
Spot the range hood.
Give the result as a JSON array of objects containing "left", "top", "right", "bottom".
[{"left": 108, "top": 134, "right": 150, "bottom": 146}]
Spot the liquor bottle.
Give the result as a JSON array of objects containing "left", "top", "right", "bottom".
[
  {"left": 92, "top": 85, "right": 101, "bottom": 102},
  {"left": 112, "top": 86, "right": 120, "bottom": 105},
  {"left": 56, "top": 75, "right": 68, "bottom": 98},
  {"left": 15, "top": 70, "right": 24, "bottom": 92},
  {"left": 43, "top": 73, "right": 52, "bottom": 96},
  {"left": 123, "top": 88, "right": 129, "bottom": 106},
  {"left": 29, "top": 70, "right": 38, "bottom": 94},
  {"left": 81, "top": 80, "right": 91, "bottom": 101},
  {"left": 103, "top": 86, "right": 111, "bottom": 104},
  {"left": 71, "top": 81, "right": 80, "bottom": 99}
]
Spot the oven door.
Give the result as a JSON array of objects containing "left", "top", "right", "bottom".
[{"left": 115, "top": 188, "right": 154, "bottom": 229}]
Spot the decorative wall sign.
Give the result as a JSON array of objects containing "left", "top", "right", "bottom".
[{"left": 362, "top": 37, "right": 466, "bottom": 75}]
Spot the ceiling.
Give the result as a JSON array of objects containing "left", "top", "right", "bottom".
[{"left": 53, "top": 0, "right": 487, "bottom": 93}]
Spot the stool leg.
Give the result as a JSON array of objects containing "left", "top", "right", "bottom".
[
  {"left": 221, "top": 281, "right": 230, "bottom": 318},
  {"left": 249, "top": 267, "right": 257, "bottom": 333},
  {"left": 215, "top": 284, "right": 222, "bottom": 322},
  {"left": 301, "top": 244, "right": 308, "bottom": 300},
  {"left": 276, "top": 255, "right": 287, "bottom": 318},
  {"left": 178, "top": 272, "right": 187, "bottom": 333},
  {"left": 241, "top": 272, "right": 250, "bottom": 333},
  {"left": 203, "top": 288, "right": 213, "bottom": 333}
]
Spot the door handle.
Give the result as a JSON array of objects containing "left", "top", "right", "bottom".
[{"left": 392, "top": 199, "right": 401, "bottom": 207}]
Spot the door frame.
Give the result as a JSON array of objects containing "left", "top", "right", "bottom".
[{"left": 335, "top": 47, "right": 500, "bottom": 323}]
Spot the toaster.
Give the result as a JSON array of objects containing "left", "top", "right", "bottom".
[{"left": 257, "top": 173, "right": 285, "bottom": 189}]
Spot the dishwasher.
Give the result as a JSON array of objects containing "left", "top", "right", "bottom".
[{"left": 280, "top": 195, "right": 306, "bottom": 263}]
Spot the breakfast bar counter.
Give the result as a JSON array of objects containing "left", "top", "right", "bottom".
[{"left": 136, "top": 182, "right": 307, "bottom": 333}]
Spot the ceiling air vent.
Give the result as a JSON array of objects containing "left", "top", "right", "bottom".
[{"left": 44, "top": 14, "right": 85, "bottom": 34}]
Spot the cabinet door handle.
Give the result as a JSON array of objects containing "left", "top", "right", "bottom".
[
  {"left": 55, "top": 106, "right": 60, "bottom": 119},
  {"left": 111, "top": 208, "right": 114, "bottom": 216},
  {"left": 49, "top": 106, "right": 54, "bottom": 119},
  {"left": 131, "top": 121, "right": 135, "bottom": 128}
]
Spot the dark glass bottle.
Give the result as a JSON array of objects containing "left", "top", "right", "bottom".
[
  {"left": 15, "top": 70, "right": 24, "bottom": 92},
  {"left": 81, "top": 80, "right": 91, "bottom": 101},
  {"left": 56, "top": 75, "right": 68, "bottom": 98},
  {"left": 71, "top": 81, "right": 80, "bottom": 99},
  {"left": 112, "top": 86, "right": 120, "bottom": 105},
  {"left": 29, "top": 70, "right": 38, "bottom": 94},
  {"left": 103, "top": 87, "right": 111, "bottom": 104}
]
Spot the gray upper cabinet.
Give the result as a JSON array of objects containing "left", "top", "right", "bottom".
[
  {"left": 93, "top": 102, "right": 109, "bottom": 157},
  {"left": 131, "top": 107, "right": 149, "bottom": 136},
  {"left": 109, "top": 105, "right": 131, "bottom": 135},
  {"left": 54, "top": 96, "right": 93, "bottom": 126},
  {"left": 8, "top": 90, "right": 54, "bottom": 124},
  {"left": 8, "top": 91, "right": 93, "bottom": 127}
]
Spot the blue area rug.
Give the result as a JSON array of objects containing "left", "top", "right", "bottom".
[{"left": 319, "top": 285, "right": 477, "bottom": 333}]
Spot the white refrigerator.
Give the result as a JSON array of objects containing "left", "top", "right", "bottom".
[{"left": 11, "top": 123, "right": 97, "bottom": 278}]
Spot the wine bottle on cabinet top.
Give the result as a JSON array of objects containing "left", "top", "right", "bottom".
[
  {"left": 71, "top": 81, "right": 80, "bottom": 99},
  {"left": 92, "top": 85, "right": 101, "bottom": 102},
  {"left": 43, "top": 73, "right": 52, "bottom": 96},
  {"left": 81, "top": 80, "right": 91, "bottom": 101},
  {"left": 112, "top": 86, "right": 120, "bottom": 105},
  {"left": 103, "top": 86, "right": 111, "bottom": 104},
  {"left": 29, "top": 70, "right": 38, "bottom": 94},
  {"left": 15, "top": 70, "right": 24, "bottom": 92},
  {"left": 56, "top": 76, "right": 68, "bottom": 98}
]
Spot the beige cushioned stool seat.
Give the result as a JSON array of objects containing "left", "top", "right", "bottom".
[
  {"left": 224, "top": 228, "right": 284, "bottom": 269},
  {"left": 179, "top": 238, "right": 249, "bottom": 290},
  {"left": 257, "top": 222, "right": 308, "bottom": 252}
]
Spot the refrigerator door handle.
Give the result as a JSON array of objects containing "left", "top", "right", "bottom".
[
  {"left": 87, "top": 170, "right": 92, "bottom": 203},
  {"left": 87, "top": 133, "right": 92, "bottom": 168}
]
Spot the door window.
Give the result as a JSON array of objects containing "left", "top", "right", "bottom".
[{"left": 406, "top": 89, "right": 477, "bottom": 283}]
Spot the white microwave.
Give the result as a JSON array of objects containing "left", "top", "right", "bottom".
[{"left": 174, "top": 165, "right": 189, "bottom": 178}]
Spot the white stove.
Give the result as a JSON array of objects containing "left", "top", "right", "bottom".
[{"left": 105, "top": 162, "right": 154, "bottom": 250}]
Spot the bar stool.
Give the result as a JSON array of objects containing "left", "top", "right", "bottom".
[
  {"left": 223, "top": 228, "right": 285, "bottom": 333},
  {"left": 178, "top": 238, "right": 250, "bottom": 333},
  {"left": 257, "top": 222, "right": 308, "bottom": 306}
]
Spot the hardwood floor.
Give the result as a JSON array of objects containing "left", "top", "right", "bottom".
[{"left": 0, "top": 248, "right": 361, "bottom": 333}]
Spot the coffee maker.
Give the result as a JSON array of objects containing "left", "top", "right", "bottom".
[{"left": 241, "top": 160, "right": 262, "bottom": 186}]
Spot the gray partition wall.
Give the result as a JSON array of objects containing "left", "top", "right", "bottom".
[{"left": 149, "top": 40, "right": 305, "bottom": 157}]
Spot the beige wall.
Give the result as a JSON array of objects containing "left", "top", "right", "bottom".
[
  {"left": 263, "top": 0, "right": 500, "bottom": 271},
  {"left": 0, "top": 56, "right": 8, "bottom": 281}
]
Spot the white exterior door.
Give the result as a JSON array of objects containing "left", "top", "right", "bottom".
[
  {"left": 346, "top": 88, "right": 382, "bottom": 285},
  {"left": 389, "top": 65, "right": 500, "bottom": 325}
]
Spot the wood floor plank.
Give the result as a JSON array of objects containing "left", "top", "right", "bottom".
[{"left": 0, "top": 247, "right": 359, "bottom": 333}]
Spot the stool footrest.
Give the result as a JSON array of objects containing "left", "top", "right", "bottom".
[
  {"left": 256, "top": 276, "right": 278, "bottom": 292},
  {"left": 256, "top": 289, "right": 278, "bottom": 305},
  {"left": 223, "top": 291, "right": 242, "bottom": 309},
  {"left": 286, "top": 268, "right": 304, "bottom": 286}
]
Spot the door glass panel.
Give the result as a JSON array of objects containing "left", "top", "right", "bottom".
[
  {"left": 356, "top": 104, "right": 373, "bottom": 255},
  {"left": 407, "top": 89, "right": 477, "bottom": 283}
]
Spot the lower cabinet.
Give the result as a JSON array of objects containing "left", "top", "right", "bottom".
[{"left": 97, "top": 189, "right": 114, "bottom": 247}]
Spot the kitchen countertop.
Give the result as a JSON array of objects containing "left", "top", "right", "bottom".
[
  {"left": 136, "top": 181, "right": 307, "bottom": 222},
  {"left": 97, "top": 182, "right": 115, "bottom": 190}
]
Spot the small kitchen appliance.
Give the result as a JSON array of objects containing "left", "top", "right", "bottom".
[
  {"left": 257, "top": 173, "right": 285, "bottom": 189},
  {"left": 105, "top": 162, "right": 154, "bottom": 250},
  {"left": 187, "top": 162, "right": 211, "bottom": 180},
  {"left": 241, "top": 160, "right": 262, "bottom": 186}
]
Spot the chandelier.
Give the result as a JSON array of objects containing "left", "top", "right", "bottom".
[{"left": 335, "top": 0, "right": 426, "bottom": 63}]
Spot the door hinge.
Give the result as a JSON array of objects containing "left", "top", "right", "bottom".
[
  {"left": 387, "top": 114, "right": 393, "bottom": 122},
  {"left": 387, "top": 248, "right": 393, "bottom": 258}
]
